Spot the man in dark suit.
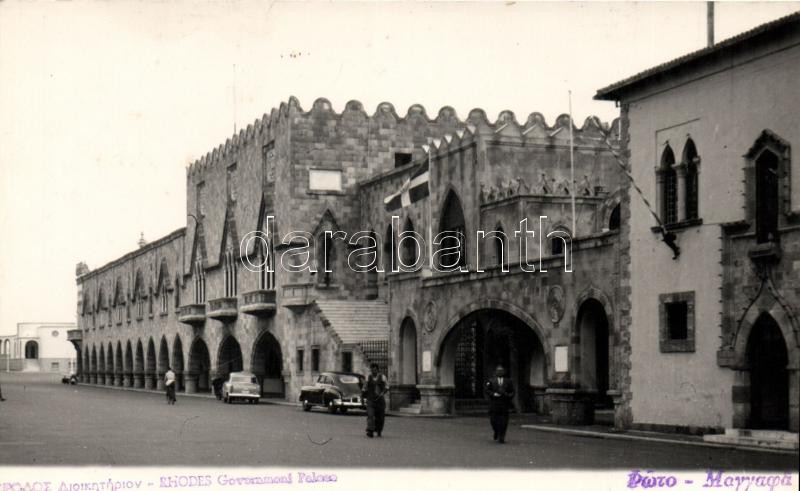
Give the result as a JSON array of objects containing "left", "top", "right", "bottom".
[{"left": 485, "top": 365, "right": 514, "bottom": 443}]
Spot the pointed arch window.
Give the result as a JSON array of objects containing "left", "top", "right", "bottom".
[
  {"left": 194, "top": 260, "right": 206, "bottom": 303},
  {"left": 609, "top": 204, "right": 621, "bottom": 231},
  {"left": 745, "top": 130, "right": 792, "bottom": 245},
  {"left": 401, "top": 218, "right": 418, "bottom": 266},
  {"left": 494, "top": 225, "right": 506, "bottom": 266},
  {"left": 174, "top": 276, "right": 181, "bottom": 309},
  {"left": 659, "top": 145, "right": 678, "bottom": 225},
  {"left": 317, "top": 234, "right": 335, "bottom": 286},
  {"left": 439, "top": 191, "right": 467, "bottom": 269},
  {"left": 223, "top": 250, "right": 238, "bottom": 297},
  {"left": 383, "top": 224, "right": 394, "bottom": 273},
  {"left": 683, "top": 139, "right": 700, "bottom": 220},
  {"left": 259, "top": 237, "right": 275, "bottom": 291}
]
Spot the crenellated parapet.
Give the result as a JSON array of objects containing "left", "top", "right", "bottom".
[{"left": 185, "top": 96, "right": 620, "bottom": 177}]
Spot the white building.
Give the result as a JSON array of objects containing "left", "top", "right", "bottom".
[{"left": 0, "top": 322, "right": 77, "bottom": 373}]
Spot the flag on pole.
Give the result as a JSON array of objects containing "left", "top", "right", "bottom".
[{"left": 384, "top": 159, "right": 430, "bottom": 212}]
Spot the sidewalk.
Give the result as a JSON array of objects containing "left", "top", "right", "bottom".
[{"left": 520, "top": 423, "right": 799, "bottom": 455}]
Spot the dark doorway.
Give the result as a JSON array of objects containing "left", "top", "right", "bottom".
[
  {"left": 252, "top": 331, "right": 284, "bottom": 397},
  {"left": 189, "top": 338, "right": 211, "bottom": 392},
  {"left": 218, "top": 336, "right": 244, "bottom": 380},
  {"left": 577, "top": 299, "right": 612, "bottom": 409},
  {"left": 25, "top": 341, "right": 38, "bottom": 359},
  {"left": 172, "top": 335, "right": 185, "bottom": 391},
  {"left": 440, "top": 309, "right": 545, "bottom": 413},
  {"left": 747, "top": 313, "right": 789, "bottom": 430}
]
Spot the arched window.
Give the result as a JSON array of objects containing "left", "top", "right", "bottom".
[
  {"left": 317, "top": 234, "right": 335, "bottom": 286},
  {"left": 401, "top": 218, "right": 418, "bottom": 267},
  {"left": 366, "top": 230, "right": 378, "bottom": 298},
  {"left": 439, "top": 191, "right": 467, "bottom": 269},
  {"left": 383, "top": 224, "right": 394, "bottom": 273},
  {"left": 174, "top": 276, "right": 181, "bottom": 309},
  {"left": 549, "top": 226, "right": 571, "bottom": 256},
  {"left": 755, "top": 149, "right": 779, "bottom": 243},
  {"left": 660, "top": 145, "right": 678, "bottom": 225},
  {"left": 494, "top": 225, "right": 506, "bottom": 265},
  {"left": 683, "top": 139, "right": 700, "bottom": 220},
  {"left": 223, "top": 250, "right": 237, "bottom": 297},
  {"left": 259, "top": 237, "right": 275, "bottom": 290},
  {"left": 609, "top": 204, "right": 621, "bottom": 231},
  {"left": 194, "top": 260, "right": 205, "bottom": 303},
  {"left": 25, "top": 341, "right": 38, "bottom": 359}
]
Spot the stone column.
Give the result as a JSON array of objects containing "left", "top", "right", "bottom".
[
  {"left": 145, "top": 374, "right": 155, "bottom": 390},
  {"left": 185, "top": 373, "right": 198, "bottom": 394},
  {"left": 124, "top": 373, "right": 134, "bottom": 387},
  {"left": 157, "top": 372, "right": 165, "bottom": 391},
  {"left": 673, "top": 162, "right": 687, "bottom": 222},
  {"left": 106, "top": 374, "right": 114, "bottom": 386},
  {"left": 788, "top": 366, "right": 799, "bottom": 433},
  {"left": 116, "top": 374, "right": 124, "bottom": 387},
  {"left": 134, "top": 373, "right": 144, "bottom": 389}
]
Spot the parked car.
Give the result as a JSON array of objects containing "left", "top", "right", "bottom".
[
  {"left": 222, "top": 371, "right": 260, "bottom": 404},
  {"left": 299, "top": 372, "right": 365, "bottom": 414},
  {"left": 61, "top": 374, "right": 77, "bottom": 385}
]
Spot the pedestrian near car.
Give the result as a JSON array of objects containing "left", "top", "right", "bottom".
[
  {"left": 164, "top": 367, "right": 176, "bottom": 405},
  {"left": 485, "top": 365, "right": 515, "bottom": 443},
  {"left": 362, "top": 363, "right": 388, "bottom": 438},
  {"left": 0, "top": 378, "right": 5, "bottom": 401}
]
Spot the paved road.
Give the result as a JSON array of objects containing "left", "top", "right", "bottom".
[{"left": 0, "top": 374, "right": 797, "bottom": 469}]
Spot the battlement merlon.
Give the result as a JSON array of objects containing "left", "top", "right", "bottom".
[{"left": 184, "top": 96, "right": 621, "bottom": 177}]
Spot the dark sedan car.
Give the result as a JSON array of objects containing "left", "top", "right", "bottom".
[{"left": 299, "top": 372, "right": 365, "bottom": 414}]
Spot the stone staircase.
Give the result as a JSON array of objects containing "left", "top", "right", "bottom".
[{"left": 703, "top": 428, "right": 799, "bottom": 451}]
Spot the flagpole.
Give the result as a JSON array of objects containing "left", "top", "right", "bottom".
[
  {"left": 426, "top": 143, "right": 433, "bottom": 268},
  {"left": 569, "top": 90, "right": 576, "bottom": 236}
]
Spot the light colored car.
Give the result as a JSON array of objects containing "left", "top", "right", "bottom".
[{"left": 222, "top": 371, "right": 261, "bottom": 404}]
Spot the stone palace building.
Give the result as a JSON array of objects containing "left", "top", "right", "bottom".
[{"left": 72, "top": 96, "right": 627, "bottom": 424}]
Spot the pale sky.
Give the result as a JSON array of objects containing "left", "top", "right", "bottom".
[{"left": 1, "top": 0, "right": 798, "bottom": 335}]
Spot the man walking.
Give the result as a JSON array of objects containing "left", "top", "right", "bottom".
[
  {"left": 362, "top": 363, "right": 388, "bottom": 438},
  {"left": 0, "top": 378, "right": 6, "bottom": 401},
  {"left": 164, "top": 366, "right": 176, "bottom": 405},
  {"left": 485, "top": 365, "right": 514, "bottom": 443}
]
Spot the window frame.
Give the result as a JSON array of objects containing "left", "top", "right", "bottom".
[{"left": 658, "top": 291, "right": 696, "bottom": 353}]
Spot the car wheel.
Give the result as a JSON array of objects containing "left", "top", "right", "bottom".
[
  {"left": 339, "top": 407, "right": 348, "bottom": 414},
  {"left": 302, "top": 400, "right": 312, "bottom": 412},
  {"left": 326, "top": 400, "right": 337, "bottom": 414}
]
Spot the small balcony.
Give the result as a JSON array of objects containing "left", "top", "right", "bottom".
[
  {"left": 240, "top": 289, "right": 277, "bottom": 316},
  {"left": 178, "top": 304, "right": 207, "bottom": 325},
  {"left": 282, "top": 283, "right": 314, "bottom": 311},
  {"left": 67, "top": 329, "right": 82, "bottom": 351},
  {"left": 207, "top": 297, "right": 238, "bottom": 321}
]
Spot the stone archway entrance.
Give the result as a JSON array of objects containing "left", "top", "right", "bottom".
[
  {"left": 439, "top": 309, "right": 546, "bottom": 413},
  {"left": 158, "top": 337, "right": 170, "bottom": 390},
  {"left": 187, "top": 338, "right": 211, "bottom": 393},
  {"left": 251, "top": 331, "right": 283, "bottom": 397},
  {"left": 218, "top": 336, "right": 244, "bottom": 380},
  {"left": 172, "top": 336, "right": 185, "bottom": 392},
  {"left": 577, "top": 298, "right": 612, "bottom": 409},
  {"left": 747, "top": 313, "right": 789, "bottom": 430}
]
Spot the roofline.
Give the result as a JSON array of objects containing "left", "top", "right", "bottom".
[
  {"left": 595, "top": 10, "right": 800, "bottom": 101},
  {"left": 77, "top": 227, "right": 186, "bottom": 282}
]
